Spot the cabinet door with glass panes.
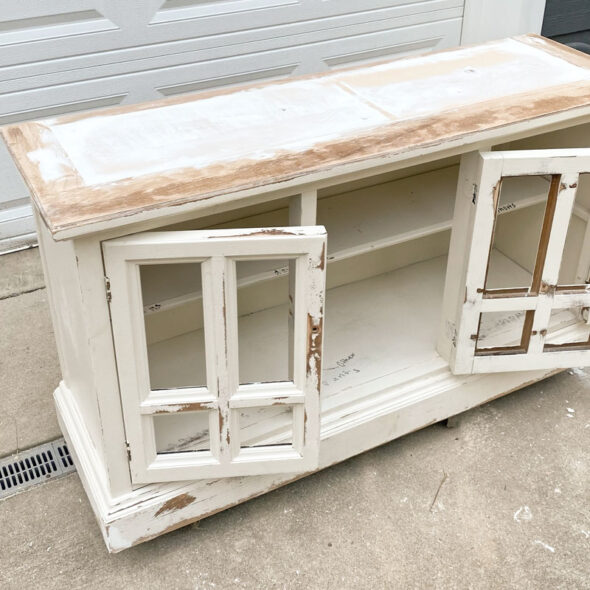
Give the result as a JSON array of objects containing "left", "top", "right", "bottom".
[
  {"left": 103, "top": 226, "right": 326, "bottom": 484},
  {"left": 439, "top": 149, "right": 590, "bottom": 374}
]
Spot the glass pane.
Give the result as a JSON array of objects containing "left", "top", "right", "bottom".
[
  {"left": 236, "top": 259, "right": 291, "bottom": 384},
  {"left": 544, "top": 307, "right": 590, "bottom": 349},
  {"left": 238, "top": 406, "right": 293, "bottom": 448},
  {"left": 484, "top": 175, "right": 552, "bottom": 293},
  {"left": 475, "top": 310, "right": 527, "bottom": 352},
  {"left": 153, "top": 411, "right": 210, "bottom": 453},
  {"left": 140, "top": 262, "right": 201, "bottom": 310},
  {"left": 140, "top": 263, "right": 207, "bottom": 389},
  {"left": 558, "top": 173, "right": 590, "bottom": 286}
]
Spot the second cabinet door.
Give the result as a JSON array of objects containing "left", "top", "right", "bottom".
[{"left": 439, "top": 149, "right": 590, "bottom": 374}]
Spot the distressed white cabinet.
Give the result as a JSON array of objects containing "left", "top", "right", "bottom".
[{"left": 4, "top": 35, "right": 590, "bottom": 552}]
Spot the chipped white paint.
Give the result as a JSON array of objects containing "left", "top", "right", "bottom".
[
  {"left": 54, "top": 360, "right": 562, "bottom": 552},
  {"left": 141, "top": 401, "right": 217, "bottom": 415},
  {"left": 32, "top": 38, "right": 590, "bottom": 188},
  {"left": 514, "top": 506, "right": 533, "bottom": 523}
]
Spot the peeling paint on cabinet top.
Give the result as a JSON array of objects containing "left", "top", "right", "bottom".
[{"left": 4, "top": 35, "right": 590, "bottom": 238}]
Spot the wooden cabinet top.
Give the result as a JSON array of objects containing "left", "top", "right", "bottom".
[{"left": 4, "top": 34, "right": 590, "bottom": 240}]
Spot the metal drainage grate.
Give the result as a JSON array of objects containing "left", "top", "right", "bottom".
[{"left": 0, "top": 438, "right": 76, "bottom": 500}]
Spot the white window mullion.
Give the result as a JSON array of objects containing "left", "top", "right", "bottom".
[
  {"left": 201, "top": 255, "right": 230, "bottom": 465},
  {"left": 542, "top": 173, "right": 579, "bottom": 287},
  {"left": 529, "top": 173, "right": 580, "bottom": 354},
  {"left": 223, "top": 257, "right": 241, "bottom": 460},
  {"left": 527, "top": 297, "right": 552, "bottom": 354},
  {"left": 542, "top": 173, "right": 580, "bottom": 288}
]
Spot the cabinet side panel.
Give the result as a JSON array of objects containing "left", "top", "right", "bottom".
[
  {"left": 74, "top": 236, "right": 133, "bottom": 497},
  {"left": 34, "top": 208, "right": 105, "bottom": 464}
]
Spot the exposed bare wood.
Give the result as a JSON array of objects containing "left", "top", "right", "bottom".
[{"left": 154, "top": 493, "right": 196, "bottom": 517}]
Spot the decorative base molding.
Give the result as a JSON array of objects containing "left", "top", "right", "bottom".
[{"left": 55, "top": 363, "right": 558, "bottom": 552}]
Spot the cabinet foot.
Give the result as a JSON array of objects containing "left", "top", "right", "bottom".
[{"left": 444, "top": 414, "right": 461, "bottom": 429}]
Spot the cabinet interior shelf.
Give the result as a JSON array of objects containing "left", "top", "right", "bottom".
[{"left": 141, "top": 165, "right": 588, "bottom": 313}]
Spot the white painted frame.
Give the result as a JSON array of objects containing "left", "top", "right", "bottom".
[
  {"left": 103, "top": 226, "right": 326, "bottom": 484},
  {"left": 439, "top": 149, "right": 590, "bottom": 374}
]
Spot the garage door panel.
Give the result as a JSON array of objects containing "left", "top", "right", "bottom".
[
  {"left": 0, "top": 1, "right": 123, "bottom": 63},
  {"left": 0, "top": 95, "right": 128, "bottom": 127},
  {"left": 150, "top": 0, "right": 463, "bottom": 25},
  {"left": 156, "top": 64, "right": 300, "bottom": 96},
  {"left": 0, "top": 0, "right": 461, "bottom": 68},
  {"left": 319, "top": 21, "right": 461, "bottom": 69},
  {"left": 1, "top": 4, "right": 463, "bottom": 92}
]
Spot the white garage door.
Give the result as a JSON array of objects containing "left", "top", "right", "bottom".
[{"left": 0, "top": 0, "right": 468, "bottom": 251}]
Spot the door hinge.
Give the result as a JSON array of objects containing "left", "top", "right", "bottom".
[
  {"left": 125, "top": 441, "right": 131, "bottom": 462},
  {"left": 472, "top": 183, "right": 478, "bottom": 205},
  {"left": 104, "top": 276, "right": 112, "bottom": 303}
]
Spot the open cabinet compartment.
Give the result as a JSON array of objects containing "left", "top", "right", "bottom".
[{"left": 104, "top": 143, "right": 590, "bottom": 486}]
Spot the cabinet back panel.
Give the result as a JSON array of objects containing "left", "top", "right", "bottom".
[{"left": 145, "top": 231, "right": 451, "bottom": 344}]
